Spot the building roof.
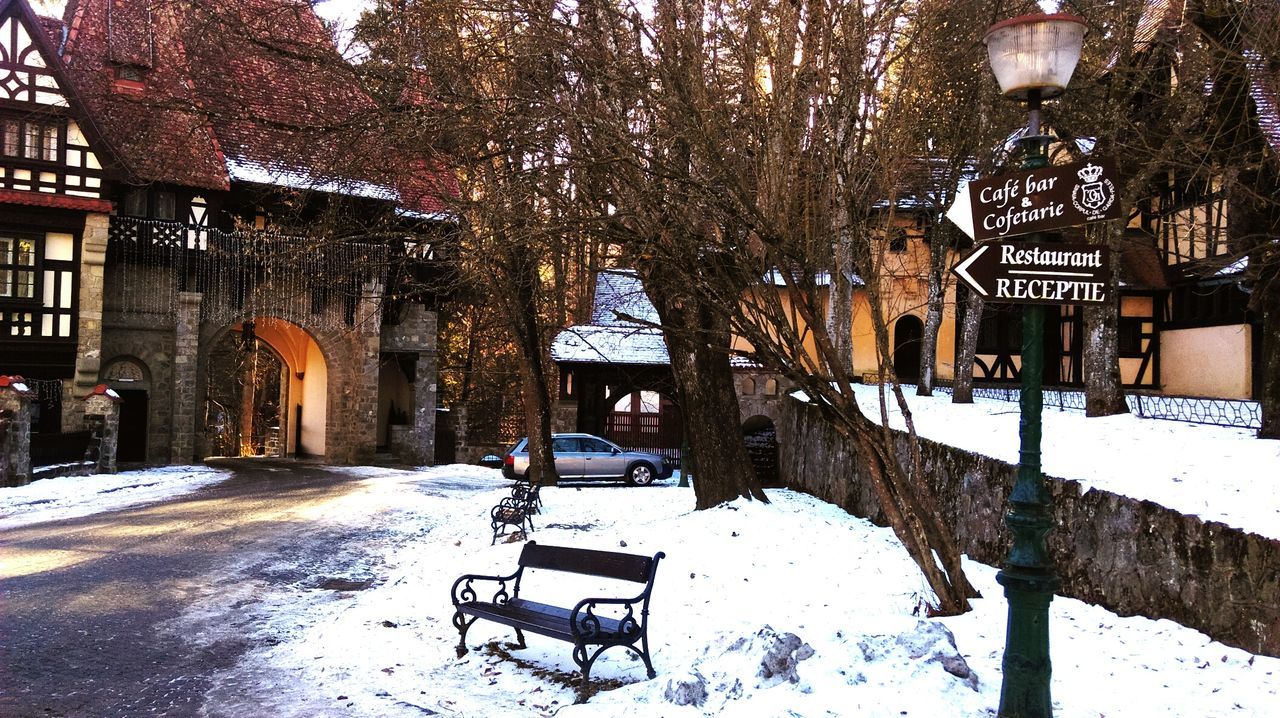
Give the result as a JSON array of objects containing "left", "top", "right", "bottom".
[
  {"left": 590, "top": 269, "right": 660, "bottom": 326},
  {"left": 552, "top": 269, "right": 671, "bottom": 366},
  {"left": 58, "top": 0, "right": 453, "bottom": 212}
]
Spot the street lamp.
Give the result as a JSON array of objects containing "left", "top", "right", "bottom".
[{"left": 983, "top": 13, "right": 1086, "bottom": 718}]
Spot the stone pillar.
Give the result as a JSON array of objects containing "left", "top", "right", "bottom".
[
  {"left": 406, "top": 309, "right": 439, "bottom": 465},
  {"left": 65, "top": 213, "right": 111, "bottom": 432},
  {"left": 83, "top": 386, "right": 122, "bottom": 474},
  {"left": 171, "top": 292, "right": 203, "bottom": 464},
  {"left": 380, "top": 305, "right": 439, "bottom": 465},
  {"left": 0, "top": 377, "right": 35, "bottom": 486},
  {"left": 340, "top": 280, "right": 383, "bottom": 464}
]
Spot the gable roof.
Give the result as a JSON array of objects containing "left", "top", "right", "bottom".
[
  {"left": 0, "top": 0, "right": 117, "bottom": 208},
  {"left": 58, "top": 0, "right": 454, "bottom": 211},
  {"left": 61, "top": 0, "right": 229, "bottom": 190},
  {"left": 552, "top": 270, "right": 671, "bottom": 366}
]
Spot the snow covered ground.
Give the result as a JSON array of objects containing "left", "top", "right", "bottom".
[
  {"left": 147, "top": 466, "right": 1274, "bottom": 718},
  {"left": 0, "top": 465, "right": 231, "bottom": 530},
  {"left": 3, "top": 388, "right": 1276, "bottom": 716},
  {"left": 844, "top": 385, "right": 1280, "bottom": 540}
]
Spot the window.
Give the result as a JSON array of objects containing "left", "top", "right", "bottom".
[
  {"left": 1118, "top": 317, "right": 1145, "bottom": 357},
  {"left": 1, "top": 118, "right": 59, "bottom": 162},
  {"left": 123, "top": 189, "right": 148, "bottom": 217},
  {"left": 154, "top": 191, "right": 176, "bottom": 221},
  {"left": 551, "top": 437, "right": 580, "bottom": 453},
  {"left": 580, "top": 437, "right": 614, "bottom": 453},
  {"left": 0, "top": 235, "right": 39, "bottom": 301},
  {"left": 116, "top": 65, "right": 146, "bottom": 83},
  {"left": 889, "top": 228, "right": 908, "bottom": 253}
]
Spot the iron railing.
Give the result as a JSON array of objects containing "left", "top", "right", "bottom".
[{"left": 929, "top": 383, "right": 1260, "bottom": 430}]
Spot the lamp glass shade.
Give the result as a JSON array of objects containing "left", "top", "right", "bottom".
[{"left": 984, "top": 14, "right": 1086, "bottom": 100}]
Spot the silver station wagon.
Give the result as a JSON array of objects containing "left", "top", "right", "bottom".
[{"left": 501, "top": 433, "right": 673, "bottom": 485}]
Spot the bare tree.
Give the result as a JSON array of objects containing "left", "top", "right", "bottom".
[{"left": 557, "top": 0, "right": 979, "bottom": 613}]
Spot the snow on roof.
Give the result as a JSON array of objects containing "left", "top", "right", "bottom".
[
  {"left": 764, "top": 269, "right": 863, "bottom": 288},
  {"left": 590, "top": 269, "right": 660, "bottom": 325},
  {"left": 1214, "top": 256, "right": 1249, "bottom": 277},
  {"left": 226, "top": 157, "right": 400, "bottom": 202},
  {"left": 550, "top": 324, "right": 669, "bottom": 366}
]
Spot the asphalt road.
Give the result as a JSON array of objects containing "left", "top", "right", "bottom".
[{"left": 0, "top": 459, "right": 386, "bottom": 718}]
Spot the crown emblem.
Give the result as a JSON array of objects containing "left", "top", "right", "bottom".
[{"left": 1077, "top": 163, "right": 1104, "bottom": 183}]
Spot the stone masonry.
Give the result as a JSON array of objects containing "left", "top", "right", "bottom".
[
  {"left": 82, "top": 386, "right": 122, "bottom": 474},
  {"left": 64, "top": 213, "right": 110, "bottom": 432},
  {"left": 0, "top": 378, "right": 34, "bottom": 486},
  {"left": 380, "top": 304, "right": 439, "bottom": 464},
  {"left": 171, "top": 292, "right": 202, "bottom": 464},
  {"left": 778, "top": 395, "right": 1280, "bottom": 658}
]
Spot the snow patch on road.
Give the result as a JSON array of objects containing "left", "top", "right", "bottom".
[{"left": 0, "top": 466, "right": 231, "bottom": 529}]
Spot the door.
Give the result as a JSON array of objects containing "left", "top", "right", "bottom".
[
  {"left": 550, "top": 436, "right": 585, "bottom": 479},
  {"left": 580, "top": 436, "right": 625, "bottom": 479},
  {"left": 117, "top": 389, "right": 149, "bottom": 463},
  {"left": 893, "top": 315, "right": 923, "bottom": 383}
]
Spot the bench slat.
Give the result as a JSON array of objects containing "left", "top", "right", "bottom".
[
  {"left": 519, "top": 543, "right": 653, "bottom": 583},
  {"left": 457, "top": 598, "right": 628, "bottom": 642}
]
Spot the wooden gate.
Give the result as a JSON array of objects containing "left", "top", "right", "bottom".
[{"left": 606, "top": 392, "right": 682, "bottom": 460}]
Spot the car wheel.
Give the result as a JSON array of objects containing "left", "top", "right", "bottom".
[{"left": 627, "top": 463, "right": 655, "bottom": 486}]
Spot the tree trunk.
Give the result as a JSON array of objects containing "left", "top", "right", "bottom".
[
  {"left": 952, "top": 287, "right": 983, "bottom": 403},
  {"left": 504, "top": 248, "right": 560, "bottom": 486},
  {"left": 827, "top": 236, "right": 855, "bottom": 369},
  {"left": 917, "top": 265, "right": 945, "bottom": 396},
  {"left": 1083, "top": 230, "right": 1129, "bottom": 416},
  {"left": 643, "top": 263, "right": 768, "bottom": 509},
  {"left": 1258, "top": 293, "right": 1280, "bottom": 439}
]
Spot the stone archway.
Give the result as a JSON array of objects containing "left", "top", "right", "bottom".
[
  {"left": 197, "top": 317, "right": 346, "bottom": 460},
  {"left": 102, "top": 357, "right": 151, "bottom": 463},
  {"left": 741, "top": 414, "right": 780, "bottom": 487}
]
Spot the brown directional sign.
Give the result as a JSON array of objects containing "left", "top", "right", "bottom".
[
  {"left": 951, "top": 241, "right": 1112, "bottom": 306},
  {"left": 968, "top": 157, "right": 1123, "bottom": 241}
]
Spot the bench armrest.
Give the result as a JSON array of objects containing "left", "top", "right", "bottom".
[
  {"left": 570, "top": 595, "right": 648, "bottom": 641},
  {"left": 451, "top": 568, "right": 522, "bottom": 607}
]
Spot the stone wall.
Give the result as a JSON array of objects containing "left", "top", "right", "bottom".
[
  {"left": 102, "top": 306, "right": 178, "bottom": 465},
  {"left": 65, "top": 213, "right": 110, "bottom": 432},
  {"left": 0, "top": 379, "right": 34, "bottom": 486},
  {"left": 380, "top": 305, "right": 439, "bottom": 464},
  {"left": 778, "top": 396, "right": 1280, "bottom": 657}
]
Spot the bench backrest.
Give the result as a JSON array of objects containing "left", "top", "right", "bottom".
[{"left": 519, "top": 541, "right": 659, "bottom": 584}]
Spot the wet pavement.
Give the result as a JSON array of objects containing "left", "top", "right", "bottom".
[{"left": 0, "top": 459, "right": 384, "bottom": 718}]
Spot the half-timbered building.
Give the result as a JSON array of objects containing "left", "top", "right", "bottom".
[{"left": 1, "top": 0, "right": 454, "bottom": 477}]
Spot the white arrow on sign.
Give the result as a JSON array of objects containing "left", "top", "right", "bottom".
[
  {"left": 952, "top": 244, "right": 989, "bottom": 297},
  {"left": 945, "top": 182, "right": 975, "bottom": 240}
]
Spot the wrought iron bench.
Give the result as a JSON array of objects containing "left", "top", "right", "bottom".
[
  {"left": 490, "top": 495, "right": 536, "bottom": 545},
  {"left": 510, "top": 479, "right": 542, "bottom": 512},
  {"left": 450, "top": 541, "right": 666, "bottom": 699}
]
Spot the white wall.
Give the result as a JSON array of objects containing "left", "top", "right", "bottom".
[
  {"left": 300, "top": 341, "right": 328, "bottom": 455},
  {"left": 1160, "top": 325, "right": 1252, "bottom": 399}
]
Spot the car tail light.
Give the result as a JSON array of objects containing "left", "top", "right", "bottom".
[{"left": 503, "top": 454, "right": 514, "bottom": 466}]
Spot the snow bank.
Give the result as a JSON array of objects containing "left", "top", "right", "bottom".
[
  {"left": 0, "top": 465, "right": 231, "bottom": 530},
  {"left": 843, "top": 385, "right": 1280, "bottom": 540},
  {"left": 181, "top": 467, "right": 1278, "bottom": 717}
]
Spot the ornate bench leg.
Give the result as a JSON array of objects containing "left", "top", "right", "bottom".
[
  {"left": 571, "top": 643, "right": 591, "bottom": 703},
  {"left": 639, "top": 634, "right": 656, "bottom": 679},
  {"left": 514, "top": 627, "right": 526, "bottom": 649},
  {"left": 453, "top": 611, "right": 476, "bottom": 658}
]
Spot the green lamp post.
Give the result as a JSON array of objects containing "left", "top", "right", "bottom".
[{"left": 982, "top": 13, "right": 1087, "bottom": 718}]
